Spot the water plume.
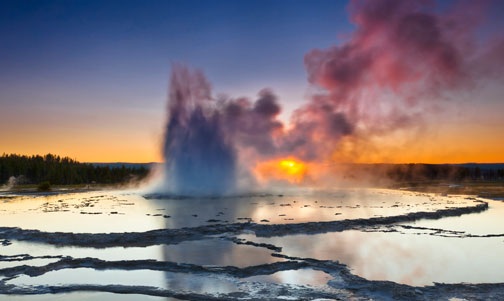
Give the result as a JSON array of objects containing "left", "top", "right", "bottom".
[
  {"left": 159, "top": 66, "right": 290, "bottom": 195},
  {"left": 162, "top": 66, "right": 236, "bottom": 196}
]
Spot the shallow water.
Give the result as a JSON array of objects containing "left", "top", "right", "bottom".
[
  {"left": 1, "top": 240, "right": 165, "bottom": 261},
  {"left": 405, "top": 198, "right": 504, "bottom": 235},
  {"left": 1, "top": 293, "right": 172, "bottom": 301},
  {"left": 0, "top": 189, "right": 474, "bottom": 232},
  {"left": 0, "top": 188, "right": 501, "bottom": 299},
  {"left": 236, "top": 198, "right": 504, "bottom": 286},
  {"left": 239, "top": 230, "right": 504, "bottom": 286},
  {"left": 8, "top": 268, "right": 239, "bottom": 294},
  {"left": 243, "top": 268, "right": 333, "bottom": 286}
]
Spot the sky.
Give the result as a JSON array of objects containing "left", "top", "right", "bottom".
[{"left": 1, "top": 0, "right": 503, "bottom": 163}]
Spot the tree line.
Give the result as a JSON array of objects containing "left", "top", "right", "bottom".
[
  {"left": 2, "top": 153, "right": 502, "bottom": 186},
  {"left": 384, "top": 164, "right": 504, "bottom": 182},
  {"left": 0, "top": 154, "right": 149, "bottom": 185},
  {"left": 362, "top": 163, "right": 504, "bottom": 182}
]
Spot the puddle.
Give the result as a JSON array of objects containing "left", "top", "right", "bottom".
[
  {"left": 0, "top": 293, "right": 170, "bottom": 300},
  {"left": 162, "top": 238, "right": 283, "bottom": 267},
  {"left": 7, "top": 268, "right": 238, "bottom": 294},
  {"left": 0, "top": 258, "right": 60, "bottom": 269},
  {"left": 1, "top": 241, "right": 164, "bottom": 262},
  {"left": 1, "top": 238, "right": 281, "bottom": 268}
]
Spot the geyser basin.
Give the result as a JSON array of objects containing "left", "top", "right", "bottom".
[
  {"left": 1, "top": 188, "right": 503, "bottom": 300},
  {"left": 0, "top": 189, "right": 476, "bottom": 232}
]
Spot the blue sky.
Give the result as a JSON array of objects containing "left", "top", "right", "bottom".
[{"left": 0, "top": 0, "right": 352, "bottom": 115}]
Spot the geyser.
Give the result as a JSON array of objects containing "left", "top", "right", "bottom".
[
  {"left": 163, "top": 66, "right": 236, "bottom": 195},
  {"left": 159, "top": 0, "right": 504, "bottom": 195}
]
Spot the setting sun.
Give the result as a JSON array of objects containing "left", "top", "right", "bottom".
[{"left": 255, "top": 157, "right": 308, "bottom": 183}]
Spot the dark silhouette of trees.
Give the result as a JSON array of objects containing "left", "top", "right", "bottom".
[
  {"left": 342, "top": 163, "right": 504, "bottom": 184},
  {"left": 2, "top": 153, "right": 500, "bottom": 186},
  {"left": 383, "top": 164, "right": 503, "bottom": 182},
  {"left": 0, "top": 154, "right": 149, "bottom": 185}
]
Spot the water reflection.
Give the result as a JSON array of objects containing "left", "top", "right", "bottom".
[
  {"left": 1, "top": 241, "right": 165, "bottom": 262},
  {"left": 239, "top": 229, "right": 504, "bottom": 286},
  {"left": 1, "top": 293, "right": 168, "bottom": 301},
  {"left": 406, "top": 199, "right": 504, "bottom": 235},
  {"left": 8, "top": 268, "right": 238, "bottom": 294},
  {"left": 0, "top": 189, "right": 475, "bottom": 233},
  {"left": 161, "top": 238, "right": 282, "bottom": 267},
  {"left": 151, "top": 188, "right": 474, "bottom": 229},
  {"left": 243, "top": 269, "right": 332, "bottom": 286},
  {"left": 0, "top": 192, "right": 165, "bottom": 233}
]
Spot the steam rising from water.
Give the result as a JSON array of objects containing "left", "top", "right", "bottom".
[
  {"left": 162, "top": 67, "right": 236, "bottom": 195},
  {"left": 0, "top": 176, "right": 17, "bottom": 191},
  {"left": 158, "top": 0, "right": 504, "bottom": 196}
]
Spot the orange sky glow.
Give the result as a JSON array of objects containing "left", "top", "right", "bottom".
[
  {"left": 1, "top": 115, "right": 503, "bottom": 164},
  {"left": 1, "top": 85, "right": 503, "bottom": 164}
]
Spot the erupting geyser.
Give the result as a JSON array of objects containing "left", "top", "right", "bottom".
[
  {"left": 159, "top": 0, "right": 504, "bottom": 196},
  {"left": 163, "top": 66, "right": 236, "bottom": 195}
]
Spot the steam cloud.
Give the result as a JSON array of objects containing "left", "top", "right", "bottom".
[
  {"left": 162, "top": 67, "right": 236, "bottom": 195},
  {"left": 161, "top": 0, "right": 504, "bottom": 195},
  {"left": 0, "top": 176, "right": 17, "bottom": 191}
]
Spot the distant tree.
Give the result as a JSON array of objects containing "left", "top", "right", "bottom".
[{"left": 37, "top": 181, "right": 51, "bottom": 192}]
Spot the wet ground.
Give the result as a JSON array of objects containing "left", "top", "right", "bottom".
[{"left": 1, "top": 188, "right": 504, "bottom": 300}]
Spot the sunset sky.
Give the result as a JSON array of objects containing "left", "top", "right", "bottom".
[{"left": 1, "top": 0, "right": 503, "bottom": 163}]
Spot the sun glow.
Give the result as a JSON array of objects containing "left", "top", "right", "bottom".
[{"left": 255, "top": 157, "right": 308, "bottom": 183}]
